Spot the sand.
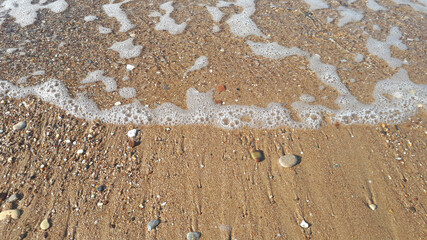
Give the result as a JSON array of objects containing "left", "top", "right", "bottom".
[{"left": 0, "top": 0, "right": 426, "bottom": 239}]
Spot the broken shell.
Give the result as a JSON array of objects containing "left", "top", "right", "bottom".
[
  {"left": 369, "top": 203, "right": 377, "bottom": 210},
  {"left": 40, "top": 219, "right": 50, "bottom": 230},
  {"left": 0, "top": 209, "right": 21, "bottom": 220}
]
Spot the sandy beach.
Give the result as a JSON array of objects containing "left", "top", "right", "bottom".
[{"left": 0, "top": 0, "right": 426, "bottom": 239}]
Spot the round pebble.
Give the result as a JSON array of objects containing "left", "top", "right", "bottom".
[
  {"left": 13, "top": 121, "right": 27, "bottom": 130},
  {"left": 40, "top": 219, "right": 50, "bottom": 230},
  {"left": 369, "top": 203, "right": 377, "bottom": 210},
  {"left": 7, "top": 193, "right": 19, "bottom": 203},
  {"left": 77, "top": 149, "right": 85, "bottom": 155},
  {"left": 187, "top": 232, "right": 202, "bottom": 240},
  {"left": 0, "top": 209, "right": 21, "bottom": 220},
  {"left": 279, "top": 155, "right": 299, "bottom": 168},
  {"left": 127, "top": 129, "right": 138, "bottom": 138},
  {"left": 147, "top": 219, "right": 160, "bottom": 231}
]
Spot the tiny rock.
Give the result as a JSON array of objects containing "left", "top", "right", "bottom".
[
  {"left": 147, "top": 219, "right": 160, "bottom": 231},
  {"left": 7, "top": 193, "right": 19, "bottom": 203},
  {"left": 0, "top": 209, "right": 21, "bottom": 221},
  {"left": 216, "top": 84, "right": 226, "bottom": 92},
  {"left": 128, "top": 139, "right": 136, "bottom": 148},
  {"left": 40, "top": 219, "right": 50, "bottom": 230},
  {"left": 300, "top": 220, "right": 310, "bottom": 228},
  {"left": 77, "top": 149, "right": 85, "bottom": 155},
  {"left": 250, "top": 149, "right": 264, "bottom": 162},
  {"left": 127, "top": 129, "right": 138, "bottom": 138},
  {"left": 13, "top": 121, "right": 27, "bottom": 130},
  {"left": 187, "top": 232, "right": 202, "bottom": 240},
  {"left": 369, "top": 203, "right": 377, "bottom": 210},
  {"left": 279, "top": 155, "right": 299, "bottom": 168}
]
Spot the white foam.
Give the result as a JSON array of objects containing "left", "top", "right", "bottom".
[
  {"left": 206, "top": 6, "right": 224, "bottom": 22},
  {"left": 102, "top": 0, "right": 135, "bottom": 32},
  {"left": 0, "top": 0, "right": 68, "bottom": 27},
  {"left": 354, "top": 53, "right": 364, "bottom": 63},
  {"left": 81, "top": 70, "right": 117, "bottom": 92},
  {"left": 300, "top": 94, "right": 316, "bottom": 103},
  {"left": 150, "top": 1, "right": 187, "bottom": 35},
  {"left": 246, "top": 41, "right": 308, "bottom": 60},
  {"left": 303, "top": 0, "right": 329, "bottom": 10},
  {"left": 366, "top": 26, "right": 408, "bottom": 68},
  {"left": 119, "top": 87, "right": 136, "bottom": 98},
  {"left": 372, "top": 24, "right": 381, "bottom": 30},
  {"left": 337, "top": 7, "right": 364, "bottom": 27},
  {"left": 225, "top": 0, "right": 266, "bottom": 38},
  {"left": 109, "top": 38, "right": 142, "bottom": 59},
  {"left": 32, "top": 70, "right": 45, "bottom": 76},
  {"left": 366, "top": 0, "right": 387, "bottom": 11},
  {"left": 84, "top": 15, "right": 98, "bottom": 22},
  {"left": 391, "top": 0, "right": 427, "bottom": 14},
  {"left": 187, "top": 56, "right": 209, "bottom": 72},
  {"left": 98, "top": 26, "right": 112, "bottom": 34}
]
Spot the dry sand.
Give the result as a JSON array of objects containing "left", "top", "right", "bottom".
[{"left": 0, "top": 0, "right": 426, "bottom": 239}]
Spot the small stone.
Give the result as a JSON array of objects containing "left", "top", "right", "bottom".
[
  {"left": 127, "top": 129, "right": 138, "bottom": 138},
  {"left": 40, "top": 219, "right": 50, "bottom": 230},
  {"left": 216, "top": 85, "right": 226, "bottom": 92},
  {"left": 147, "top": 219, "right": 160, "bottom": 231},
  {"left": 187, "top": 231, "right": 202, "bottom": 240},
  {"left": 250, "top": 149, "right": 264, "bottom": 162},
  {"left": 128, "top": 139, "right": 136, "bottom": 148},
  {"left": 408, "top": 206, "right": 416, "bottom": 213},
  {"left": 13, "top": 121, "right": 27, "bottom": 130},
  {"left": 369, "top": 203, "right": 377, "bottom": 210},
  {"left": 300, "top": 220, "right": 310, "bottom": 228},
  {"left": 7, "top": 193, "right": 19, "bottom": 203},
  {"left": 279, "top": 155, "right": 299, "bottom": 168},
  {"left": 77, "top": 149, "right": 85, "bottom": 155},
  {"left": 0, "top": 209, "right": 21, "bottom": 221},
  {"left": 96, "top": 185, "right": 106, "bottom": 192}
]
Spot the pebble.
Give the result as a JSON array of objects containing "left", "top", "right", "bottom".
[
  {"left": 279, "top": 155, "right": 299, "bottom": 168},
  {"left": 77, "top": 149, "right": 85, "bottom": 155},
  {"left": 13, "top": 121, "right": 27, "bottom": 130},
  {"left": 0, "top": 209, "right": 21, "bottom": 220},
  {"left": 96, "top": 185, "right": 106, "bottom": 192},
  {"left": 127, "top": 129, "right": 138, "bottom": 138},
  {"left": 300, "top": 220, "right": 310, "bottom": 228},
  {"left": 40, "top": 219, "right": 50, "bottom": 230},
  {"left": 187, "top": 232, "right": 202, "bottom": 240},
  {"left": 216, "top": 85, "right": 226, "bottom": 92},
  {"left": 147, "top": 219, "right": 160, "bottom": 231},
  {"left": 7, "top": 193, "right": 19, "bottom": 203},
  {"left": 369, "top": 203, "right": 377, "bottom": 210},
  {"left": 250, "top": 149, "right": 264, "bottom": 162}
]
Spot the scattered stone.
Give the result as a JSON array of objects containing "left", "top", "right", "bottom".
[
  {"left": 77, "top": 149, "right": 85, "bottom": 155},
  {"left": 7, "top": 193, "right": 19, "bottom": 203},
  {"left": 216, "top": 84, "right": 226, "bottom": 92},
  {"left": 0, "top": 209, "right": 21, "bottom": 221},
  {"left": 13, "top": 121, "right": 27, "bottom": 130},
  {"left": 96, "top": 185, "right": 106, "bottom": 192},
  {"left": 300, "top": 219, "right": 310, "bottom": 228},
  {"left": 250, "top": 148, "right": 264, "bottom": 162},
  {"left": 279, "top": 154, "right": 299, "bottom": 168},
  {"left": 127, "top": 129, "right": 138, "bottom": 138},
  {"left": 408, "top": 206, "right": 416, "bottom": 213},
  {"left": 147, "top": 219, "right": 160, "bottom": 230},
  {"left": 369, "top": 203, "right": 377, "bottom": 210},
  {"left": 128, "top": 139, "right": 136, "bottom": 148},
  {"left": 40, "top": 219, "right": 50, "bottom": 230},
  {"left": 187, "top": 231, "right": 202, "bottom": 240}
]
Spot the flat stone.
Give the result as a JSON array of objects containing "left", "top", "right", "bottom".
[
  {"left": 40, "top": 219, "right": 50, "bottom": 230},
  {"left": 369, "top": 203, "right": 377, "bottom": 210},
  {"left": 7, "top": 193, "right": 19, "bottom": 203},
  {"left": 279, "top": 155, "right": 299, "bottom": 168},
  {"left": 127, "top": 129, "right": 138, "bottom": 138},
  {"left": 250, "top": 149, "right": 264, "bottom": 162},
  {"left": 13, "top": 121, "right": 27, "bottom": 130},
  {"left": 300, "top": 220, "right": 310, "bottom": 228},
  {"left": 187, "top": 232, "right": 202, "bottom": 240},
  {"left": 147, "top": 219, "right": 160, "bottom": 230},
  {"left": 0, "top": 209, "right": 21, "bottom": 220}
]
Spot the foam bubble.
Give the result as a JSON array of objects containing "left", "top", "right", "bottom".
[
  {"left": 84, "top": 15, "right": 98, "bottom": 22},
  {"left": 206, "top": 6, "right": 224, "bottom": 22},
  {"left": 354, "top": 53, "right": 364, "bottom": 63},
  {"left": 246, "top": 41, "right": 308, "bottom": 60},
  {"left": 303, "top": 0, "right": 329, "bottom": 10},
  {"left": 109, "top": 38, "right": 142, "bottom": 59},
  {"left": 81, "top": 70, "right": 117, "bottom": 92},
  {"left": 0, "top": 0, "right": 68, "bottom": 27},
  {"left": 366, "top": 0, "right": 387, "bottom": 11},
  {"left": 391, "top": 0, "right": 427, "bottom": 14},
  {"left": 150, "top": 1, "right": 187, "bottom": 35},
  {"left": 366, "top": 26, "right": 407, "bottom": 69},
  {"left": 119, "top": 87, "right": 136, "bottom": 98},
  {"left": 225, "top": 0, "right": 266, "bottom": 38},
  {"left": 187, "top": 56, "right": 209, "bottom": 72},
  {"left": 98, "top": 26, "right": 112, "bottom": 34},
  {"left": 337, "top": 7, "right": 364, "bottom": 27},
  {"left": 300, "top": 94, "right": 316, "bottom": 103},
  {"left": 102, "top": 0, "right": 135, "bottom": 32}
]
